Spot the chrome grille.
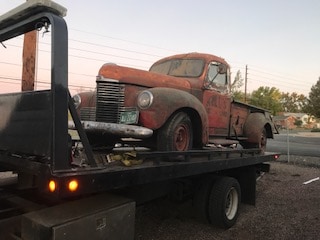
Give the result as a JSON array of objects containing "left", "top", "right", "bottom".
[
  {"left": 80, "top": 107, "right": 96, "bottom": 121},
  {"left": 96, "top": 81, "right": 125, "bottom": 123}
]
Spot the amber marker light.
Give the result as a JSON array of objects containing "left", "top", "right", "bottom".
[
  {"left": 49, "top": 180, "right": 56, "bottom": 192},
  {"left": 68, "top": 180, "right": 79, "bottom": 192}
]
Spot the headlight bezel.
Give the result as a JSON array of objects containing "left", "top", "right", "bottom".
[
  {"left": 137, "top": 90, "right": 154, "bottom": 109},
  {"left": 72, "top": 94, "right": 81, "bottom": 109}
]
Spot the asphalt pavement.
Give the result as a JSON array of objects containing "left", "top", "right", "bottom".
[{"left": 267, "top": 131, "right": 320, "bottom": 168}]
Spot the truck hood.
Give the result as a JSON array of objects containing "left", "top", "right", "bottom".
[{"left": 98, "top": 64, "right": 193, "bottom": 91}]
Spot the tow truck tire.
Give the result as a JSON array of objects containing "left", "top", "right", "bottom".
[
  {"left": 193, "top": 175, "right": 217, "bottom": 222},
  {"left": 157, "top": 112, "right": 193, "bottom": 151},
  {"left": 208, "top": 177, "right": 241, "bottom": 229}
]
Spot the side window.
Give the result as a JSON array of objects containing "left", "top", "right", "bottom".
[{"left": 205, "top": 62, "right": 227, "bottom": 91}]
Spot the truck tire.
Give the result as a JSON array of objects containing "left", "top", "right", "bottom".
[
  {"left": 241, "top": 128, "right": 267, "bottom": 153},
  {"left": 208, "top": 177, "right": 241, "bottom": 229},
  {"left": 193, "top": 175, "right": 217, "bottom": 223},
  {"left": 157, "top": 112, "right": 193, "bottom": 151}
]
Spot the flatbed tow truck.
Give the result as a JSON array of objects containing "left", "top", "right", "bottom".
[{"left": 0, "top": 1, "right": 279, "bottom": 239}]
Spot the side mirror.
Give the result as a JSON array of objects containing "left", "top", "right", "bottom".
[{"left": 218, "top": 64, "right": 227, "bottom": 74}]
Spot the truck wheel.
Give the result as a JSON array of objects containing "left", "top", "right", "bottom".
[
  {"left": 193, "top": 175, "right": 217, "bottom": 223},
  {"left": 157, "top": 112, "right": 193, "bottom": 151},
  {"left": 208, "top": 177, "right": 241, "bottom": 229},
  {"left": 241, "top": 128, "right": 267, "bottom": 153},
  {"left": 259, "top": 128, "right": 267, "bottom": 152}
]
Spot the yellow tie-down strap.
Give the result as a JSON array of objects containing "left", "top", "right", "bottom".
[{"left": 107, "top": 151, "right": 143, "bottom": 167}]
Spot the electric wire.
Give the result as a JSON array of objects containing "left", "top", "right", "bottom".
[{"left": 0, "top": 30, "right": 315, "bottom": 95}]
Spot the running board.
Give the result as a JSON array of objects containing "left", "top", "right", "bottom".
[
  {"left": 209, "top": 138, "right": 239, "bottom": 146},
  {"left": 208, "top": 136, "right": 249, "bottom": 146}
]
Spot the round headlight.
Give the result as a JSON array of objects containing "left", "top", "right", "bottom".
[
  {"left": 137, "top": 91, "right": 153, "bottom": 109},
  {"left": 72, "top": 94, "right": 81, "bottom": 109}
]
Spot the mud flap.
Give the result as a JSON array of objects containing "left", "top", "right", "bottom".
[{"left": 236, "top": 166, "right": 257, "bottom": 206}]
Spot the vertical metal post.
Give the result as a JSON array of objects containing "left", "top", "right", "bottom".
[
  {"left": 286, "top": 118, "right": 290, "bottom": 163},
  {"left": 0, "top": 7, "right": 70, "bottom": 171},
  {"left": 49, "top": 14, "right": 70, "bottom": 171},
  {"left": 244, "top": 65, "right": 248, "bottom": 103}
]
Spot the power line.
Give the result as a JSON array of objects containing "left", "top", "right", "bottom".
[
  {"left": 0, "top": 59, "right": 311, "bottom": 94},
  {"left": 0, "top": 75, "right": 95, "bottom": 90},
  {"left": 69, "top": 46, "right": 153, "bottom": 63},
  {"left": 4, "top": 42, "right": 155, "bottom": 69},
  {"left": 249, "top": 68, "right": 306, "bottom": 86},
  {"left": 68, "top": 54, "right": 148, "bottom": 69},
  {"left": 247, "top": 76, "right": 310, "bottom": 94},
  {"left": 8, "top": 38, "right": 304, "bottom": 87},
  {"left": 0, "top": 60, "right": 97, "bottom": 79},
  {"left": 249, "top": 73, "right": 307, "bottom": 88},
  {"left": 70, "top": 28, "right": 178, "bottom": 54},
  {"left": 37, "top": 38, "right": 161, "bottom": 63},
  {"left": 237, "top": 64, "right": 311, "bottom": 94},
  {"left": 68, "top": 38, "right": 164, "bottom": 58},
  {"left": 1, "top": 31, "right": 313, "bottom": 95}
]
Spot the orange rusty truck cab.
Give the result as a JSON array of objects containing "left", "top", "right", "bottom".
[{"left": 71, "top": 53, "right": 277, "bottom": 152}]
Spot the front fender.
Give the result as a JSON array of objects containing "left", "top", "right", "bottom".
[
  {"left": 138, "top": 87, "right": 208, "bottom": 142},
  {"left": 243, "top": 112, "right": 274, "bottom": 143}
]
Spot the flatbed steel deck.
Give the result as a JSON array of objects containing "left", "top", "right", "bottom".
[{"left": 0, "top": 147, "right": 279, "bottom": 198}]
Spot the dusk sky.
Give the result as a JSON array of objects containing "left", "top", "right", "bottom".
[{"left": 1, "top": 0, "right": 320, "bottom": 95}]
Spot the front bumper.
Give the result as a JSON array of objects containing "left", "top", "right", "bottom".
[{"left": 68, "top": 121, "right": 153, "bottom": 139}]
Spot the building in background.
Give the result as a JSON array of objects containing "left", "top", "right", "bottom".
[{"left": 273, "top": 113, "right": 318, "bottom": 129}]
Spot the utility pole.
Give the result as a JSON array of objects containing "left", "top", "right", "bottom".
[
  {"left": 244, "top": 65, "right": 248, "bottom": 103},
  {"left": 21, "top": 0, "right": 37, "bottom": 91}
]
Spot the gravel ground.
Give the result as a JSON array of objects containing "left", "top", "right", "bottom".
[{"left": 135, "top": 156, "right": 320, "bottom": 240}]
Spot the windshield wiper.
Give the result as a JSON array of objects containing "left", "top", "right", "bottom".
[{"left": 1, "top": 42, "right": 6, "bottom": 48}]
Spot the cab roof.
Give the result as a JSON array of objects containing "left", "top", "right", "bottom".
[{"left": 150, "top": 52, "right": 229, "bottom": 69}]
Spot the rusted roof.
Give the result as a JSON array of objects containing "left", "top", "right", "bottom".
[{"left": 151, "top": 52, "right": 229, "bottom": 68}]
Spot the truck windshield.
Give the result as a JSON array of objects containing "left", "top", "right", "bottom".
[{"left": 149, "top": 59, "right": 204, "bottom": 77}]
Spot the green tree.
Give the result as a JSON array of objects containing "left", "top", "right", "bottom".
[
  {"left": 281, "top": 92, "right": 308, "bottom": 113},
  {"left": 232, "top": 90, "right": 246, "bottom": 102},
  {"left": 305, "top": 77, "right": 320, "bottom": 118},
  {"left": 231, "top": 70, "right": 245, "bottom": 101},
  {"left": 249, "top": 86, "right": 282, "bottom": 115}
]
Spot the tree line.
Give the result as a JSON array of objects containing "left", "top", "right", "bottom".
[{"left": 231, "top": 71, "right": 320, "bottom": 118}]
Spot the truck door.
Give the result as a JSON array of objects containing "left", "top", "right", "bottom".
[{"left": 203, "top": 62, "right": 232, "bottom": 136}]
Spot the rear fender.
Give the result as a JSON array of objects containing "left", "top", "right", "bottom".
[
  {"left": 138, "top": 88, "right": 208, "bottom": 144},
  {"left": 243, "top": 112, "right": 274, "bottom": 143}
]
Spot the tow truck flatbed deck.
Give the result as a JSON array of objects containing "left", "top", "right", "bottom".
[{"left": 0, "top": 147, "right": 279, "bottom": 198}]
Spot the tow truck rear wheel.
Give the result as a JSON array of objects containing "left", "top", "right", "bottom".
[
  {"left": 157, "top": 112, "right": 193, "bottom": 151},
  {"left": 193, "top": 176, "right": 241, "bottom": 228},
  {"left": 208, "top": 177, "right": 241, "bottom": 228}
]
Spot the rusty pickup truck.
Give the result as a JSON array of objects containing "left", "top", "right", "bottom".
[{"left": 71, "top": 53, "right": 277, "bottom": 151}]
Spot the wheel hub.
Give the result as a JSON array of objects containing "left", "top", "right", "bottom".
[
  {"left": 174, "top": 125, "right": 189, "bottom": 151},
  {"left": 225, "top": 187, "right": 238, "bottom": 220}
]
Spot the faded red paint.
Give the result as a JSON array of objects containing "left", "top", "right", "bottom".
[
  {"left": 230, "top": 103, "right": 249, "bottom": 136},
  {"left": 98, "top": 65, "right": 192, "bottom": 92},
  {"left": 203, "top": 91, "right": 231, "bottom": 135},
  {"left": 76, "top": 91, "right": 96, "bottom": 109},
  {"left": 76, "top": 52, "right": 277, "bottom": 148}
]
